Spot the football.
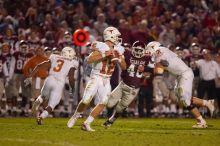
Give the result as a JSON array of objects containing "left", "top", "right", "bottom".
[{"left": 137, "top": 64, "right": 144, "bottom": 72}]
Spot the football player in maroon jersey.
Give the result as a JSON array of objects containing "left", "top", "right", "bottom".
[
  {"left": 9, "top": 40, "right": 29, "bottom": 115},
  {"left": 103, "top": 41, "right": 151, "bottom": 127},
  {"left": 0, "top": 46, "right": 9, "bottom": 114}
]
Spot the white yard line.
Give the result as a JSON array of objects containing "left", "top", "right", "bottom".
[{"left": 0, "top": 138, "right": 77, "bottom": 146}]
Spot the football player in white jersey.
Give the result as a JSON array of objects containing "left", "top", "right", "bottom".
[
  {"left": 24, "top": 47, "right": 78, "bottom": 125},
  {"left": 67, "top": 26, "right": 126, "bottom": 131},
  {"left": 146, "top": 41, "right": 215, "bottom": 128}
]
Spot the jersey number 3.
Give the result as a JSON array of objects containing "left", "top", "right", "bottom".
[{"left": 53, "top": 59, "right": 64, "bottom": 72}]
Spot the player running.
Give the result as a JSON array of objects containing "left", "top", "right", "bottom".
[
  {"left": 24, "top": 47, "right": 78, "bottom": 125},
  {"left": 103, "top": 41, "right": 151, "bottom": 127},
  {"left": 67, "top": 26, "right": 126, "bottom": 131},
  {"left": 145, "top": 41, "right": 215, "bottom": 128}
]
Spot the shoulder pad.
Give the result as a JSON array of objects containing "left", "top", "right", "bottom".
[{"left": 114, "top": 44, "right": 125, "bottom": 55}]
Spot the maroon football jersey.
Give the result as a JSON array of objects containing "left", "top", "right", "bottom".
[
  {"left": 25, "top": 52, "right": 34, "bottom": 59},
  {"left": 12, "top": 51, "right": 27, "bottom": 74},
  {"left": 121, "top": 49, "right": 151, "bottom": 88}
]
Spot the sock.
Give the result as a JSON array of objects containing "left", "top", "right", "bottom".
[
  {"left": 36, "top": 96, "right": 43, "bottom": 104},
  {"left": 109, "top": 110, "right": 116, "bottom": 122},
  {"left": 40, "top": 110, "right": 49, "bottom": 119},
  {"left": 170, "top": 104, "right": 177, "bottom": 113},
  {"left": 73, "top": 112, "right": 81, "bottom": 118},
  {"left": 84, "top": 115, "right": 94, "bottom": 125},
  {"left": 197, "top": 115, "right": 206, "bottom": 124},
  {"left": 202, "top": 100, "right": 209, "bottom": 106},
  {"left": 109, "top": 112, "right": 121, "bottom": 122}
]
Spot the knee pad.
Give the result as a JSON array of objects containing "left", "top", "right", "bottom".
[{"left": 107, "top": 99, "right": 118, "bottom": 109}]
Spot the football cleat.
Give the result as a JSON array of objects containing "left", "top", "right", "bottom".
[
  {"left": 67, "top": 113, "right": 81, "bottom": 128},
  {"left": 102, "top": 120, "right": 114, "bottom": 128},
  {"left": 81, "top": 123, "right": 95, "bottom": 132},
  {"left": 192, "top": 122, "right": 207, "bottom": 128},
  {"left": 207, "top": 99, "right": 215, "bottom": 117},
  {"left": 32, "top": 100, "right": 41, "bottom": 117},
  {"left": 37, "top": 116, "right": 43, "bottom": 125}
]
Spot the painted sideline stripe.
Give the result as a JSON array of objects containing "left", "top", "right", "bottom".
[{"left": 0, "top": 138, "right": 77, "bottom": 146}]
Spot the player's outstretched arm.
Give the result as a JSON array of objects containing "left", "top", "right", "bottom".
[
  {"left": 118, "top": 55, "right": 126, "bottom": 70},
  {"left": 87, "top": 50, "right": 112, "bottom": 64}
]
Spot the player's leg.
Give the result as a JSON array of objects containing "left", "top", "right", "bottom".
[
  {"left": 67, "top": 75, "right": 98, "bottom": 128},
  {"left": 5, "top": 78, "right": 18, "bottom": 115},
  {"left": 0, "top": 78, "right": 5, "bottom": 114},
  {"left": 82, "top": 77, "right": 111, "bottom": 131},
  {"left": 191, "top": 97, "right": 215, "bottom": 117},
  {"left": 104, "top": 83, "right": 139, "bottom": 127},
  {"left": 113, "top": 86, "right": 139, "bottom": 120},
  {"left": 32, "top": 95, "right": 44, "bottom": 117},
  {"left": 32, "top": 78, "right": 51, "bottom": 117},
  {"left": 103, "top": 82, "right": 123, "bottom": 127},
  {"left": 177, "top": 70, "right": 207, "bottom": 128},
  {"left": 37, "top": 80, "right": 63, "bottom": 125},
  {"left": 106, "top": 81, "right": 123, "bottom": 109}
]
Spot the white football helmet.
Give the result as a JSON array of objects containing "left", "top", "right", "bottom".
[
  {"left": 103, "top": 26, "right": 122, "bottom": 45},
  {"left": 146, "top": 41, "right": 161, "bottom": 56},
  {"left": 61, "top": 47, "right": 76, "bottom": 59}
]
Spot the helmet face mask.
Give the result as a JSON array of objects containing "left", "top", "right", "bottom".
[
  {"left": 131, "top": 41, "right": 145, "bottom": 58},
  {"left": 61, "top": 47, "right": 76, "bottom": 60},
  {"left": 103, "top": 27, "right": 121, "bottom": 45}
]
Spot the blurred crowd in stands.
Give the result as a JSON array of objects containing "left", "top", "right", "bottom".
[{"left": 0, "top": 0, "right": 220, "bottom": 118}]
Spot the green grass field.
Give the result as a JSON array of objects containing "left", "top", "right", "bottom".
[{"left": 0, "top": 118, "right": 219, "bottom": 146}]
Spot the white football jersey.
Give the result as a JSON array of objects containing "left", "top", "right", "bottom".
[
  {"left": 154, "top": 46, "right": 190, "bottom": 75},
  {"left": 90, "top": 41, "right": 115, "bottom": 77},
  {"left": 48, "top": 54, "right": 78, "bottom": 82}
]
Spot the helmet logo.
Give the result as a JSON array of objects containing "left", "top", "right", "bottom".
[{"left": 108, "top": 30, "right": 114, "bottom": 33}]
